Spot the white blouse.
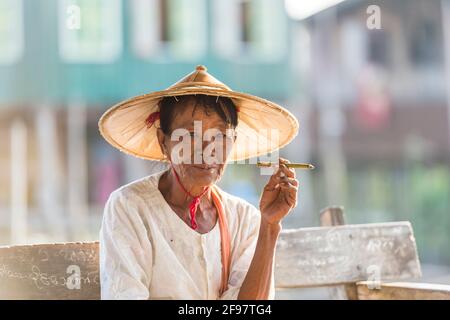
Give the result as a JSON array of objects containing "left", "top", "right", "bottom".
[{"left": 99, "top": 167, "right": 276, "bottom": 300}]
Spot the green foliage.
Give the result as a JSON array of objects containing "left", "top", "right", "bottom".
[{"left": 346, "top": 163, "right": 450, "bottom": 265}]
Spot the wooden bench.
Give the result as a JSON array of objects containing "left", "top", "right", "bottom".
[{"left": 0, "top": 207, "right": 449, "bottom": 300}]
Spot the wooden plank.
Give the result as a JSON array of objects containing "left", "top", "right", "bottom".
[
  {"left": 320, "top": 206, "right": 358, "bottom": 300},
  {"left": 0, "top": 242, "right": 100, "bottom": 299},
  {"left": 0, "top": 221, "right": 422, "bottom": 298},
  {"left": 357, "top": 282, "right": 450, "bottom": 300},
  {"left": 275, "top": 221, "right": 422, "bottom": 288}
]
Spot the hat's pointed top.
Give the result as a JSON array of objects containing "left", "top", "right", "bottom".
[
  {"left": 168, "top": 65, "right": 231, "bottom": 91},
  {"left": 195, "top": 65, "right": 207, "bottom": 72}
]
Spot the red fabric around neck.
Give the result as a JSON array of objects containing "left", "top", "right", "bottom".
[
  {"left": 170, "top": 163, "right": 209, "bottom": 230},
  {"left": 168, "top": 163, "right": 231, "bottom": 296}
]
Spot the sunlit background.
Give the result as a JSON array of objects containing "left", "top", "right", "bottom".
[{"left": 0, "top": 0, "right": 449, "bottom": 298}]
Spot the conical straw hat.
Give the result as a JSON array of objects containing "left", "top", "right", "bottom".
[{"left": 98, "top": 65, "right": 299, "bottom": 162}]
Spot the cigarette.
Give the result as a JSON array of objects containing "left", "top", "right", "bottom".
[{"left": 257, "top": 161, "right": 315, "bottom": 170}]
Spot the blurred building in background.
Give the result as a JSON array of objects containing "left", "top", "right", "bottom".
[
  {"left": 0, "top": 0, "right": 449, "bottom": 292},
  {"left": 288, "top": 0, "right": 450, "bottom": 267},
  {"left": 0, "top": 0, "right": 294, "bottom": 243}
]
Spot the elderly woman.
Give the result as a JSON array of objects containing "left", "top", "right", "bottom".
[{"left": 98, "top": 65, "right": 299, "bottom": 300}]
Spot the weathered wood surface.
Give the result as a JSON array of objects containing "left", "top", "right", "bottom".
[
  {"left": 357, "top": 282, "right": 450, "bottom": 300},
  {"left": 275, "top": 221, "right": 421, "bottom": 288},
  {"left": 0, "top": 242, "right": 100, "bottom": 299},
  {"left": 319, "top": 206, "right": 358, "bottom": 300},
  {"left": 0, "top": 221, "right": 422, "bottom": 299}
]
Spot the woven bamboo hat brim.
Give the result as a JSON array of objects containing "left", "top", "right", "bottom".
[{"left": 98, "top": 65, "right": 299, "bottom": 162}]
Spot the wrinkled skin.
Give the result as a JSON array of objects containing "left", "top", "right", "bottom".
[{"left": 156, "top": 97, "right": 299, "bottom": 234}]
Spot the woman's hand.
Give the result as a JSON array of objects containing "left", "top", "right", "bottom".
[{"left": 259, "top": 157, "right": 299, "bottom": 227}]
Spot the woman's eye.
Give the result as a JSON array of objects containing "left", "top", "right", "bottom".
[{"left": 213, "top": 133, "right": 228, "bottom": 141}]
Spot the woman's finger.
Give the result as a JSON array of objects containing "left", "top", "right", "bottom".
[
  {"left": 279, "top": 181, "right": 298, "bottom": 192},
  {"left": 279, "top": 161, "right": 296, "bottom": 179},
  {"left": 264, "top": 159, "right": 297, "bottom": 193},
  {"left": 264, "top": 167, "right": 284, "bottom": 190},
  {"left": 279, "top": 184, "right": 298, "bottom": 207},
  {"left": 279, "top": 177, "right": 299, "bottom": 203},
  {"left": 279, "top": 177, "right": 299, "bottom": 187}
]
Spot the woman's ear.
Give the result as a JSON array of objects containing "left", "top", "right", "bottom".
[{"left": 156, "top": 128, "right": 168, "bottom": 157}]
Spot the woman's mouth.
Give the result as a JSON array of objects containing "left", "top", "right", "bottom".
[{"left": 191, "top": 164, "right": 218, "bottom": 171}]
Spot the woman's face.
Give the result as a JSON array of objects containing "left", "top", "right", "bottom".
[{"left": 157, "top": 98, "right": 237, "bottom": 187}]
